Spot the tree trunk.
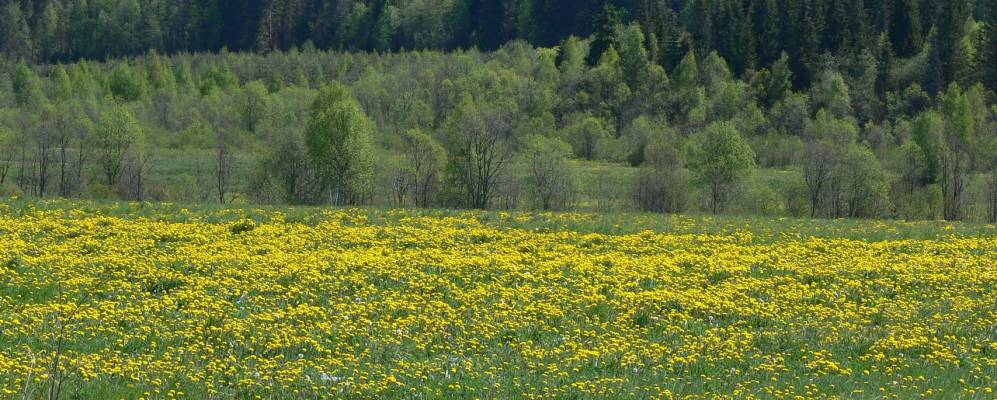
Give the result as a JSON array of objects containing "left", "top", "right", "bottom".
[
  {"left": 710, "top": 181, "right": 721, "bottom": 214},
  {"left": 941, "top": 151, "right": 964, "bottom": 221},
  {"left": 58, "top": 138, "right": 70, "bottom": 197},
  {"left": 989, "top": 171, "right": 997, "bottom": 224}
]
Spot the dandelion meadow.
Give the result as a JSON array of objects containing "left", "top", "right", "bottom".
[{"left": 1, "top": 201, "right": 996, "bottom": 399}]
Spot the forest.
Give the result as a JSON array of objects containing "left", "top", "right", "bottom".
[{"left": 0, "top": 0, "right": 995, "bottom": 221}]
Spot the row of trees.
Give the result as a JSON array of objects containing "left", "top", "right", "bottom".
[
  {"left": 1, "top": 0, "right": 994, "bottom": 93},
  {"left": 0, "top": 22, "right": 995, "bottom": 221}
]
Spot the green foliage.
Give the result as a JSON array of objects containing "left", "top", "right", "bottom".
[
  {"left": 0, "top": 126, "right": 15, "bottom": 187},
  {"left": 558, "top": 36, "right": 589, "bottom": 81},
  {"left": 0, "top": 2, "right": 33, "bottom": 61},
  {"left": 810, "top": 109, "right": 858, "bottom": 146},
  {"left": 672, "top": 51, "right": 699, "bottom": 90},
  {"left": 838, "top": 144, "right": 890, "bottom": 218},
  {"left": 521, "top": 134, "right": 577, "bottom": 210},
  {"left": 109, "top": 63, "right": 147, "bottom": 101},
  {"left": 848, "top": 50, "right": 882, "bottom": 123},
  {"left": 644, "top": 129, "right": 684, "bottom": 170},
  {"left": 701, "top": 51, "right": 734, "bottom": 94},
  {"left": 689, "top": 122, "right": 756, "bottom": 214},
  {"left": 978, "top": 0, "right": 997, "bottom": 92},
  {"left": 147, "top": 51, "right": 177, "bottom": 92},
  {"left": 938, "top": 84, "right": 975, "bottom": 220},
  {"left": 52, "top": 65, "right": 73, "bottom": 101},
  {"left": 305, "top": 84, "right": 376, "bottom": 205},
  {"left": 199, "top": 63, "right": 239, "bottom": 96},
  {"left": 250, "top": 134, "right": 319, "bottom": 205},
  {"left": 93, "top": 107, "right": 142, "bottom": 187},
  {"left": 811, "top": 70, "right": 853, "bottom": 119},
  {"left": 174, "top": 60, "right": 196, "bottom": 94},
  {"left": 0, "top": 25, "right": 992, "bottom": 222},
  {"left": 709, "top": 80, "right": 750, "bottom": 122},
  {"left": 237, "top": 81, "right": 271, "bottom": 133},
  {"left": 621, "top": 115, "right": 665, "bottom": 166},
  {"left": 310, "top": 81, "right": 354, "bottom": 114},
  {"left": 613, "top": 24, "right": 651, "bottom": 90},
  {"left": 442, "top": 97, "right": 518, "bottom": 209},
  {"left": 764, "top": 53, "right": 793, "bottom": 108},
  {"left": 0, "top": 0, "right": 986, "bottom": 99},
  {"left": 769, "top": 92, "right": 810, "bottom": 136},
  {"left": 12, "top": 63, "right": 45, "bottom": 106},
  {"left": 634, "top": 129, "right": 690, "bottom": 213},
  {"left": 563, "top": 114, "right": 611, "bottom": 160},
  {"left": 587, "top": 3, "right": 628, "bottom": 65},
  {"left": 753, "top": 132, "right": 804, "bottom": 168},
  {"left": 398, "top": 129, "right": 446, "bottom": 208},
  {"left": 911, "top": 110, "right": 944, "bottom": 184},
  {"left": 891, "top": 139, "right": 941, "bottom": 220},
  {"left": 941, "top": 84, "right": 974, "bottom": 144}
]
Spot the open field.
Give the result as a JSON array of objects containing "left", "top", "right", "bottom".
[{"left": 1, "top": 200, "right": 996, "bottom": 399}]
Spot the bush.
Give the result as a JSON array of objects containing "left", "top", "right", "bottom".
[
  {"left": 633, "top": 167, "right": 691, "bottom": 213},
  {"left": 752, "top": 133, "right": 804, "bottom": 168},
  {"left": 731, "top": 176, "right": 784, "bottom": 216},
  {"left": 783, "top": 177, "right": 811, "bottom": 218},
  {"left": 521, "top": 135, "right": 578, "bottom": 211},
  {"left": 633, "top": 131, "right": 690, "bottom": 213},
  {"left": 0, "top": 182, "right": 23, "bottom": 197}
]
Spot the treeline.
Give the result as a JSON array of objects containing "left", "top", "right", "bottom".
[
  {"left": 1, "top": 0, "right": 995, "bottom": 93},
  {"left": 0, "top": 27, "right": 995, "bottom": 221}
]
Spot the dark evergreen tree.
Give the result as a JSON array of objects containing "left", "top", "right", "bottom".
[
  {"left": 932, "top": 0, "right": 970, "bottom": 86},
  {"left": 587, "top": 3, "right": 629, "bottom": 65},
  {"left": 889, "top": 0, "right": 923, "bottom": 57},
  {"left": 979, "top": 0, "right": 997, "bottom": 92}
]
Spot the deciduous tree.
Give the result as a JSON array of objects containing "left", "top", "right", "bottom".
[
  {"left": 93, "top": 107, "right": 142, "bottom": 187},
  {"left": 690, "top": 121, "right": 755, "bottom": 214},
  {"left": 305, "top": 84, "right": 376, "bottom": 205}
]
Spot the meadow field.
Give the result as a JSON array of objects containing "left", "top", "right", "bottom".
[{"left": 1, "top": 200, "right": 996, "bottom": 399}]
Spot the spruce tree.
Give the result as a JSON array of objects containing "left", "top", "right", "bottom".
[
  {"left": 933, "top": 0, "right": 971, "bottom": 86},
  {"left": 587, "top": 4, "right": 628, "bottom": 66},
  {"left": 889, "top": 0, "right": 923, "bottom": 57},
  {"left": 980, "top": 0, "right": 997, "bottom": 92}
]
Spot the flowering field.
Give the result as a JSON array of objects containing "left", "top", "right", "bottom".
[{"left": 1, "top": 202, "right": 996, "bottom": 399}]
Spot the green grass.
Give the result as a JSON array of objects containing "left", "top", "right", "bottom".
[{"left": 2, "top": 197, "right": 993, "bottom": 242}]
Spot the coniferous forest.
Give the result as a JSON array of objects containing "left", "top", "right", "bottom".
[{"left": 0, "top": 0, "right": 995, "bottom": 221}]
